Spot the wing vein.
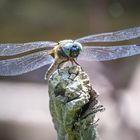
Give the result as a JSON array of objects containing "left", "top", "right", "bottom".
[
  {"left": 76, "top": 26, "right": 140, "bottom": 43},
  {"left": 79, "top": 45, "right": 140, "bottom": 61}
]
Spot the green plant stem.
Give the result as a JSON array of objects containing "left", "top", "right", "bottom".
[{"left": 48, "top": 66, "right": 104, "bottom": 140}]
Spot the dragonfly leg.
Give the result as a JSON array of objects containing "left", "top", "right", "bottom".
[
  {"left": 73, "top": 59, "right": 83, "bottom": 71},
  {"left": 44, "top": 61, "right": 59, "bottom": 80},
  {"left": 57, "top": 59, "right": 68, "bottom": 75},
  {"left": 68, "top": 61, "right": 80, "bottom": 81},
  {"left": 73, "top": 59, "right": 79, "bottom": 65}
]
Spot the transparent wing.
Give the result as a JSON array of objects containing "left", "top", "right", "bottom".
[
  {"left": 76, "top": 26, "right": 140, "bottom": 43},
  {"left": 78, "top": 45, "right": 140, "bottom": 61},
  {"left": 0, "top": 50, "right": 54, "bottom": 76},
  {"left": 0, "top": 41, "right": 57, "bottom": 56}
]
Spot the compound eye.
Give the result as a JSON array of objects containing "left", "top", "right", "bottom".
[
  {"left": 63, "top": 42, "right": 82, "bottom": 58},
  {"left": 63, "top": 42, "right": 73, "bottom": 56},
  {"left": 71, "top": 45, "right": 80, "bottom": 52},
  {"left": 70, "top": 44, "right": 82, "bottom": 57}
]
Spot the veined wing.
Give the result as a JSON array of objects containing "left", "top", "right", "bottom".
[
  {"left": 0, "top": 50, "right": 54, "bottom": 76},
  {"left": 78, "top": 45, "right": 140, "bottom": 61},
  {"left": 0, "top": 41, "right": 57, "bottom": 56},
  {"left": 76, "top": 26, "right": 140, "bottom": 43}
]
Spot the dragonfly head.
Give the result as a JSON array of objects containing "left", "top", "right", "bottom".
[{"left": 62, "top": 41, "right": 82, "bottom": 58}]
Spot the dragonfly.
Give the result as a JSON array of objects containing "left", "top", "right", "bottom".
[{"left": 0, "top": 26, "right": 140, "bottom": 79}]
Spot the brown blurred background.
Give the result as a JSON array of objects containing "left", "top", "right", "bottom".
[{"left": 0, "top": 0, "right": 140, "bottom": 140}]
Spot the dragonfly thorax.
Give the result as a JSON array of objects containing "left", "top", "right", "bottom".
[{"left": 60, "top": 40, "right": 82, "bottom": 58}]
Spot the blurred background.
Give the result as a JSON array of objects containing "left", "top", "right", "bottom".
[{"left": 0, "top": 0, "right": 140, "bottom": 140}]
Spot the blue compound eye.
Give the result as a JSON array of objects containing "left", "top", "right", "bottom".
[
  {"left": 63, "top": 42, "right": 82, "bottom": 58},
  {"left": 70, "top": 42, "right": 82, "bottom": 57},
  {"left": 63, "top": 42, "right": 73, "bottom": 57},
  {"left": 71, "top": 45, "right": 80, "bottom": 53}
]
